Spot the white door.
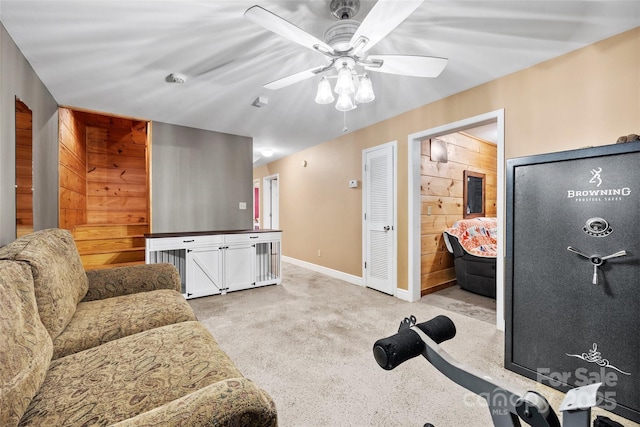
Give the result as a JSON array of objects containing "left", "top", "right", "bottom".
[
  {"left": 224, "top": 244, "right": 255, "bottom": 292},
  {"left": 262, "top": 175, "right": 279, "bottom": 230},
  {"left": 363, "top": 143, "right": 396, "bottom": 295}
]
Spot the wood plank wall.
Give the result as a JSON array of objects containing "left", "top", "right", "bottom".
[
  {"left": 15, "top": 99, "right": 33, "bottom": 237},
  {"left": 420, "top": 132, "right": 497, "bottom": 294},
  {"left": 58, "top": 108, "right": 149, "bottom": 229},
  {"left": 83, "top": 115, "right": 149, "bottom": 225},
  {"left": 59, "top": 107, "right": 87, "bottom": 229}
]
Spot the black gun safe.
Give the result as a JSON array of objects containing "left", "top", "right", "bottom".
[{"left": 505, "top": 141, "right": 640, "bottom": 423}]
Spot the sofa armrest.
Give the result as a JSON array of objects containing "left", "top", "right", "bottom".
[
  {"left": 83, "top": 263, "right": 181, "bottom": 301},
  {"left": 111, "top": 378, "right": 277, "bottom": 427}
]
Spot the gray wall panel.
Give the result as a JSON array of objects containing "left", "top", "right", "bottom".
[{"left": 152, "top": 121, "right": 253, "bottom": 233}]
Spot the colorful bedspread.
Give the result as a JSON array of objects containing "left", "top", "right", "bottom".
[{"left": 444, "top": 217, "right": 497, "bottom": 258}]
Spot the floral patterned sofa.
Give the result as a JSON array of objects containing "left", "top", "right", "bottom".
[
  {"left": 0, "top": 228, "right": 277, "bottom": 427},
  {"left": 443, "top": 217, "right": 497, "bottom": 299}
]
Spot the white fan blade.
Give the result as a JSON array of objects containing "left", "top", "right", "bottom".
[
  {"left": 245, "top": 6, "right": 334, "bottom": 56},
  {"left": 264, "top": 66, "right": 325, "bottom": 90},
  {"left": 350, "top": 0, "right": 424, "bottom": 54},
  {"left": 365, "top": 55, "right": 448, "bottom": 78}
]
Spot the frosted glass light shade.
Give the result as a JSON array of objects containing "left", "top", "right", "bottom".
[
  {"left": 315, "top": 77, "right": 335, "bottom": 104},
  {"left": 355, "top": 74, "right": 375, "bottom": 103},
  {"left": 334, "top": 65, "right": 355, "bottom": 94},
  {"left": 335, "top": 93, "right": 355, "bottom": 111}
]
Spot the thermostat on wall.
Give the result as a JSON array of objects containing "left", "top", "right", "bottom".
[{"left": 349, "top": 180, "right": 358, "bottom": 188}]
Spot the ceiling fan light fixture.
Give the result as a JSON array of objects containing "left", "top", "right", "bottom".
[
  {"left": 244, "top": 0, "right": 448, "bottom": 128},
  {"left": 334, "top": 64, "right": 355, "bottom": 94},
  {"left": 335, "top": 92, "right": 356, "bottom": 111},
  {"left": 355, "top": 74, "right": 375, "bottom": 103},
  {"left": 315, "top": 77, "right": 335, "bottom": 104}
]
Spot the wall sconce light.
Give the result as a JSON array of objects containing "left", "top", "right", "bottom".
[{"left": 430, "top": 139, "right": 448, "bottom": 163}]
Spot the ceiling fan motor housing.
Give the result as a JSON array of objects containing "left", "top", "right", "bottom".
[
  {"left": 324, "top": 20, "right": 359, "bottom": 52},
  {"left": 329, "top": 0, "right": 360, "bottom": 20}
]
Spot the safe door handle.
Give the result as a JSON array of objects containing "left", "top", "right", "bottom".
[{"left": 567, "top": 246, "right": 627, "bottom": 285}]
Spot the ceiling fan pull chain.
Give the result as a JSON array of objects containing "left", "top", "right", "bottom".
[{"left": 343, "top": 110, "right": 348, "bottom": 133}]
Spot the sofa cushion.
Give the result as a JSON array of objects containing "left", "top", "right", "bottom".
[
  {"left": 84, "top": 263, "right": 182, "bottom": 301},
  {"left": 0, "top": 229, "right": 88, "bottom": 340},
  {"left": 52, "top": 289, "right": 197, "bottom": 359},
  {"left": 19, "top": 321, "right": 245, "bottom": 426},
  {"left": 0, "top": 260, "right": 53, "bottom": 427}
]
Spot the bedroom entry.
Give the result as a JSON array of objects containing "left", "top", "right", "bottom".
[
  {"left": 362, "top": 142, "right": 397, "bottom": 295},
  {"left": 262, "top": 174, "right": 279, "bottom": 230}
]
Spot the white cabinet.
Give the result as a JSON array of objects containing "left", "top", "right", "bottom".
[{"left": 146, "top": 230, "right": 282, "bottom": 299}]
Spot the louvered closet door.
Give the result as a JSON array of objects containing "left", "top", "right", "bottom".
[{"left": 364, "top": 143, "right": 395, "bottom": 295}]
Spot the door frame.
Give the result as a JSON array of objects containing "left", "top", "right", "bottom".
[
  {"left": 407, "top": 109, "right": 505, "bottom": 330},
  {"left": 362, "top": 141, "right": 398, "bottom": 295},
  {"left": 262, "top": 174, "right": 279, "bottom": 230}
]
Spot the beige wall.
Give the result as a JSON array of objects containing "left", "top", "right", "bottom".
[{"left": 254, "top": 27, "right": 640, "bottom": 291}]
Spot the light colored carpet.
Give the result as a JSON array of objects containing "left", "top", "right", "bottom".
[
  {"left": 419, "top": 284, "right": 497, "bottom": 324},
  {"left": 189, "top": 262, "right": 636, "bottom": 427}
]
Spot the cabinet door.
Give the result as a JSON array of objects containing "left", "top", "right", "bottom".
[
  {"left": 224, "top": 244, "right": 255, "bottom": 292},
  {"left": 186, "top": 246, "right": 223, "bottom": 298}
]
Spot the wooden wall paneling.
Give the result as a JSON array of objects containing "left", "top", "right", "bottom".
[
  {"left": 420, "top": 214, "right": 461, "bottom": 235},
  {"left": 421, "top": 232, "right": 449, "bottom": 253},
  {"left": 87, "top": 182, "right": 147, "bottom": 198},
  {"left": 57, "top": 107, "right": 151, "bottom": 269},
  {"left": 421, "top": 251, "right": 454, "bottom": 273},
  {"left": 85, "top": 124, "right": 148, "bottom": 225},
  {"left": 420, "top": 132, "right": 497, "bottom": 294},
  {"left": 58, "top": 107, "right": 87, "bottom": 229},
  {"left": 420, "top": 175, "right": 463, "bottom": 198},
  {"left": 421, "top": 267, "right": 457, "bottom": 290},
  {"left": 86, "top": 167, "right": 147, "bottom": 184},
  {"left": 85, "top": 211, "right": 148, "bottom": 225}
]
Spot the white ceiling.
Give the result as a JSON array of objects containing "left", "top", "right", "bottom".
[{"left": 1, "top": 1, "right": 638, "bottom": 165}]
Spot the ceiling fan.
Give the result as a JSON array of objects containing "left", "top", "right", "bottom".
[{"left": 244, "top": 0, "right": 448, "bottom": 102}]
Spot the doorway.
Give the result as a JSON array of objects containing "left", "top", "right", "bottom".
[
  {"left": 262, "top": 174, "right": 279, "bottom": 230},
  {"left": 253, "top": 179, "right": 260, "bottom": 229},
  {"left": 408, "top": 110, "right": 505, "bottom": 330},
  {"left": 15, "top": 98, "right": 33, "bottom": 238}
]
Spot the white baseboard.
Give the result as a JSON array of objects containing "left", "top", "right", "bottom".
[{"left": 282, "top": 256, "right": 363, "bottom": 287}]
